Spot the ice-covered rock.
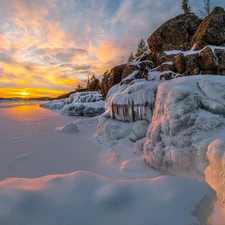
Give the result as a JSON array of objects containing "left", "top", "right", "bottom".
[
  {"left": 97, "top": 117, "right": 132, "bottom": 141},
  {"left": 109, "top": 80, "right": 159, "bottom": 123},
  {"left": 61, "top": 101, "right": 104, "bottom": 117},
  {"left": 40, "top": 98, "right": 67, "bottom": 110},
  {"left": 68, "top": 91, "right": 103, "bottom": 104},
  {"left": 129, "top": 120, "right": 149, "bottom": 142},
  {"left": 61, "top": 92, "right": 104, "bottom": 117},
  {"left": 144, "top": 75, "right": 225, "bottom": 179},
  {"left": 0, "top": 171, "right": 216, "bottom": 225},
  {"left": 205, "top": 138, "right": 225, "bottom": 208}
]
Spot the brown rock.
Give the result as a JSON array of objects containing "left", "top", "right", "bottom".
[
  {"left": 109, "top": 64, "right": 126, "bottom": 87},
  {"left": 157, "top": 52, "right": 180, "bottom": 66},
  {"left": 121, "top": 61, "right": 153, "bottom": 80},
  {"left": 174, "top": 53, "right": 186, "bottom": 74},
  {"left": 156, "top": 62, "right": 176, "bottom": 73},
  {"left": 147, "top": 13, "right": 201, "bottom": 57},
  {"left": 215, "top": 48, "right": 225, "bottom": 71},
  {"left": 185, "top": 53, "right": 200, "bottom": 75},
  {"left": 198, "top": 47, "right": 217, "bottom": 70},
  {"left": 190, "top": 7, "right": 225, "bottom": 50}
]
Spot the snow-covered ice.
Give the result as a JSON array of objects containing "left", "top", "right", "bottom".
[
  {"left": 0, "top": 99, "right": 224, "bottom": 224},
  {"left": 0, "top": 171, "right": 216, "bottom": 225}
]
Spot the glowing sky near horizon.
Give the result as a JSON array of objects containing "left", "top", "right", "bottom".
[{"left": 0, "top": 0, "right": 225, "bottom": 97}]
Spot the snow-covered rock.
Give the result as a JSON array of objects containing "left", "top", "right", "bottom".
[
  {"left": 41, "top": 92, "right": 104, "bottom": 117},
  {"left": 97, "top": 117, "right": 132, "bottom": 141},
  {"left": 0, "top": 171, "right": 216, "bottom": 225},
  {"left": 129, "top": 120, "right": 149, "bottom": 142},
  {"left": 144, "top": 75, "right": 225, "bottom": 179},
  {"left": 61, "top": 92, "right": 104, "bottom": 117},
  {"left": 55, "top": 122, "right": 79, "bottom": 133},
  {"left": 68, "top": 91, "right": 103, "bottom": 104},
  {"left": 40, "top": 99, "right": 67, "bottom": 110}
]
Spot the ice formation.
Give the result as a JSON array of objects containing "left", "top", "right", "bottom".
[
  {"left": 0, "top": 171, "right": 216, "bottom": 225},
  {"left": 144, "top": 75, "right": 225, "bottom": 179},
  {"left": 108, "top": 80, "right": 159, "bottom": 122}
]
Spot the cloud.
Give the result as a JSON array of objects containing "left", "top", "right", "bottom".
[{"left": 1, "top": 0, "right": 225, "bottom": 97}]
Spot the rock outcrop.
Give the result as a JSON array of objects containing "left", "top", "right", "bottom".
[
  {"left": 190, "top": 7, "right": 225, "bottom": 50},
  {"left": 147, "top": 13, "right": 201, "bottom": 60}
]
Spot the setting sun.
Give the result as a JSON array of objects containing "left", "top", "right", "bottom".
[{"left": 21, "top": 91, "right": 29, "bottom": 96}]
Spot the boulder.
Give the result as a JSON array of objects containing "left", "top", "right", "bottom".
[
  {"left": 190, "top": 7, "right": 225, "bottom": 50},
  {"left": 147, "top": 13, "right": 201, "bottom": 58},
  {"left": 121, "top": 61, "right": 153, "bottom": 80},
  {"left": 109, "top": 64, "right": 126, "bottom": 87},
  {"left": 198, "top": 47, "right": 217, "bottom": 72}
]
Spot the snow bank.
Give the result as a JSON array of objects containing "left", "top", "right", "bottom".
[
  {"left": 0, "top": 171, "right": 216, "bottom": 225},
  {"left": 144, "top": 75, "right": 225, "bottom": 179},
  {"left": 205, "top": 138, "right": 225, "bottom": 209}
]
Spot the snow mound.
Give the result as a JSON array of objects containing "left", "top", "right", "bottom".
[
  {"left": 205, "top": 138, "right": 225, "bottom": 209},
  {"left": 55, "top": 122, "right": 79, "bottom": 133},
  {"left": 0, "top": 171, "right": 216, "bottom": 225},
  {"left": 144, "top": 75, "right": 225, "bottom": 179}
]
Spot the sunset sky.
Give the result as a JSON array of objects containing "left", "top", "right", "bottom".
[{"left": 0, "top": 0, "right": 225, "bottom": 98}]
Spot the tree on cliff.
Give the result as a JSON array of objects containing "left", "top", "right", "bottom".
[
  {"left": 136, "top": 38, "right": 148, "bottom": 57},
  {"left": 182, "top": 0, "right": 191, "bottom": 14},
  {"left": 87, "top": 75, "right": 101, "bottom": 91},
  {"left": 127, "top": 53, "right": 135, "bottom": 62},
  {"left": 199, "top": 0, "right": 212, "bottom": 17}
]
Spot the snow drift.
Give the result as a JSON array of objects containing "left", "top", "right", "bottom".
[
  {"left": 144, "top": 75, "right": 225, "bottom": 179},
  {"left": 0, "top": 171, "right": 216, "bottom": 225}
]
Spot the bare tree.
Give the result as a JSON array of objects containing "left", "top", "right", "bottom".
[
  {"left": 199, "top": 0, "right": 212, "bottom": 18},
  {"left": 182, "top": 0, "right": 191, "bottom": 14}
]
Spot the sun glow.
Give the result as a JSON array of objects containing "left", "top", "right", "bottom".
[{"left": 21, "top": 91, "right": 29, "bottom": 96}]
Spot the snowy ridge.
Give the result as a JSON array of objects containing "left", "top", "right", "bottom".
[{"left": 0, "top": 171, "right": 216, "bottom": 225}]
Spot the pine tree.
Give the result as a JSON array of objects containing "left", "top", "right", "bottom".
[
  {"left": 135, "top": 39, "right": 148, "bottom": 57},
  {"left": 127, "top": 52, "right": 135, "bottom": 62},
  {"left": 88, "top": 75, "right": 101, "bottom": 91},
  {"left": 182, "top": 0, "right": 191, "bottom": 14},
  {"left": 199, "top": 0, "right": 212, "bottom": 18}
]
